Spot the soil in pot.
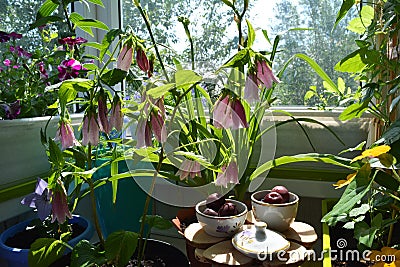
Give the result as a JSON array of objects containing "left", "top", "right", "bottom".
[{"left": 51, "top": 239, "right": 189, "bottom": 267}]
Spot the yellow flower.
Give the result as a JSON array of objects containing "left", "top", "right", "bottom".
[
  {"left": 333, "top": 172, "right": 357, "bottom": 189},
  {"left": 351, "top": 145, "right": 391, "bottom": 163},
  {"left": 369, "top": 247, "right": 400, "bottom": 267}
]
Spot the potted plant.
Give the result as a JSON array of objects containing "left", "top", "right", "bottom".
[
  {"left": 0, "top": 7, "right": 87, "bottom": 191},
  {"left": 247, "top": 0, "right": 400, "bottom": 265}
]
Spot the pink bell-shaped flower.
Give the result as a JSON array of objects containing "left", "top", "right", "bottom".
[
  {"left": 136, "top": 117, "right": 152, "bottom": 148},
  {"left": 51, "top": 183, "right": 72, "bottom": 224},
  {"left": 116, "top": 45, "right": 133, "bottom": 71},
  {"left": 109, "top": 96, "right": 123, "bottom": 132},
  {"left": 215, "top": 161, "right": 239, "bottom": 188},
  {"left": 176, "top": 159, "right": 202, "bottom": 180},
  {"left": 213, "top": 95, "right": 248, "bottom": 130},
  {"left": 97, "top": 90, "right": 110, "bottom": 134},
  {"left": 244, "top": 73, "right": 260, "bottom": 103},
  {"left": 136, "top": 47, "right": 150, "bottom": 73},
  {"left": 256, "top": 60, "right": 280, "bottom": 89},
  {"left": 82, "top": 112, "right": 100, "bottom": 146},
  {"left": 55, "top": 120, "right": 79, "bottom": 150}
]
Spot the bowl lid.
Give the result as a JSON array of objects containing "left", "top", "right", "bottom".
[{"left": 232, "top": 222, "right": 290, "bottom": 258}]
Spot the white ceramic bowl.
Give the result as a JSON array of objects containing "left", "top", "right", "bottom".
[
  {"left": 195, "top": 199, "right": 248, "bottom": 237},
  {"left": 251, "top": 190, "right": 299, "bottom": 232}
]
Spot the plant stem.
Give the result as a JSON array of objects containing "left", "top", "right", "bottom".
[
  {"left": 136, "top": 4, "right": 170, "bottom": 82},
  {"left": 136, "top": 148, "right": 165, "bottom": 267},
  {"left": 87, "top": 144, "right": 105, "bottom": 246}
]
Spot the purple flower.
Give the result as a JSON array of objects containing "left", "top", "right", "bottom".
[
  {"left": 213, "top": 95, "right": 248, "bottom": 130},
  {"left": 176, "top": 159, "right": 202, "bottom": 180},
  {"left": 8, "top": 32, "right": 22, "bottom": 40},
  {"left": 82, "top": 112, "right": 100, "bottom": 146},
  {"left": 215, "top": 161, "right": 239, "bottom": 188},
  {"left": 97, "top": 90, "right": 110, "bottom": 134},
  {"left": 136, "top": 117, "right": 152, "bottom": 148},
  {"left": 10, "top": 46, "right": 31, "bottom": 58},
  {"left": 244, "top": 73, "right": 260, "bottom": 103},
  {"left": 136, "top": 47, "right": 150, "bottom": 73},
  {"left": 57, "top": 59, "right": 85, "bottom": 81},
  {"left": 109, "top": 96, "right": 123, "bottom": 132},
  {"left": 58, "top": 36, "right": 88, "bottom": 50},
  {"left": 3, "top": 59, "right": 11, "bottom": 66},
  {"left": 1, "top": 100, "right": 21, "bottom": 119},
  {"left": 21, "top": 178, "right": 52, "bottom": 221},
  {"left": 116, "top": 45, "right": 133, "bottom": 71},
  {"left": 0, "top": 31, "right": 10, "bottom": 42},
  {"left": 37, "top": 62, "right": 49, "bottom": 79},
  {"left": 256, "top": 60, "right": 280, "bottom": 89},
  {"left": 55, "top": 121, "right": 79, "bottom": 150},
  {"left": 51, "top": 186, "right": 72, "bottom": 224}
]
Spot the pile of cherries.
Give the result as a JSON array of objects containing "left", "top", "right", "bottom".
[
  {"left": 202, "top": 193, "right": 239, "bottom": 217},
  {"left": 262, "top": 186, "right": 291, "bottom": 204}
]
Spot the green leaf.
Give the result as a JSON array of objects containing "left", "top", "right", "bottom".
[
  {"left": 250, "top": 153, "right": 355, "bottom": 181},
  {"left": 147, "top": 83, "right": 175, "bottom": 99},
  {"left": 36, "top": 0, "right": 59, "bottom": 19},
  {"left": 48, "top": 138, "right": 65, "bottom": 168},
  {"left": 141, "top": 215, "right": 173, "bottom": 230},
  {"left": 28, "top": 238, "right": 66, "bottom": 267},
  {"left": 337, "top": 77, "right": 346, "bottom": 95},
  {"left": 86, "top": 0, "right": 105, "bottom": 7},
  {"left": 222, "top": 49, "right": 250, "bottom": 68},
  {"left": 262, "top": 29, "right": 271, "bottom": 45},
  {"left": 74, "top": 19, "right": 109, "bottom": 36},
  {"left": 333, "top": 0, "right": 355, "bottom": 30},
  {"left": 349, "top": 204, "right": 370, "bottom": 217},
  {"left": 376, "top": 118, "right": 400, "bottom": 146},
  {"left": 30, "top": 16, "right": 63, "bottom": 30},
  {"left": 354, "top": 221, "right": 378, "bottom": 248},
  {"left": 378, "top": 153, "right": 395, "bottom": 167},
  {"left": 100, "top": 29, "right": 124, "bottom": 61},
  {"left": 304, "top": 91, "right": 316, "bottom": 101},
  {"left": 339, "top": 100, "right": 369, "bottom": 121},
  {"left": 105, "top": 231, "right": 138, "bottom": 267},
  {"left": 221, "top": 0, "right": 234, "bottom": 8},
  {"left": 175, "top": 70, "right": 202, "bottom": 90},
  {"left": 69, "top": 12, "right": 93, "bottom": 36},
  {"left": 71, "top": 240, "right": 106, "bottom": 267},
  {"left": 295, "top": 53, "right": 339, "bottom": 95},
  {"left": 347, "top": 6, "right": 374, "bottom": 34},
  {"left": 246, "top": 19, "right": 255, "bottom": 48},
  {"left": 322, "top": 164, "right": 372, "bottom": 223},
  {"left": 339, "top": 141, "right": 366, "bottom": 155},
  {"left": 101, "top": 69, "right": 127, "bottom": 86},
  {"left": 374, "top": 170, "right": 400, "bottom": 192},
  {"left": 334, "top": 49, "right": 368, "bottom": 73}
]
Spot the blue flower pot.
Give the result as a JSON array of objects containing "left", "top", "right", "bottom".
[{"left": 0, "top": 215, "right": 94, "bottom": 267}]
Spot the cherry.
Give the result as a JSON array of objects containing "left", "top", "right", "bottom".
[
  {"left": 206, "top": 193, "right": 225, "bottom": 211},
  {"left": 262, "top": 191, "right": 284, "bottom": 204},
  {"left": 218, "top": 202, "right": 239, "bottom": 216},
  {"left": 271, "top": 186, "right": 290, "bottom": 203},
  {"left": 203, "top": 208, "right": 219, "bottom": 216}
]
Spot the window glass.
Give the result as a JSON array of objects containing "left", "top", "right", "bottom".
[{"left": 128, "top": 0, "right": 357, "bottom": 106}]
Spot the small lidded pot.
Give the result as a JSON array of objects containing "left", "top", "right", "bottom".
[{"left": 251, "top": 189, "right": 299, "bottom": 232}]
